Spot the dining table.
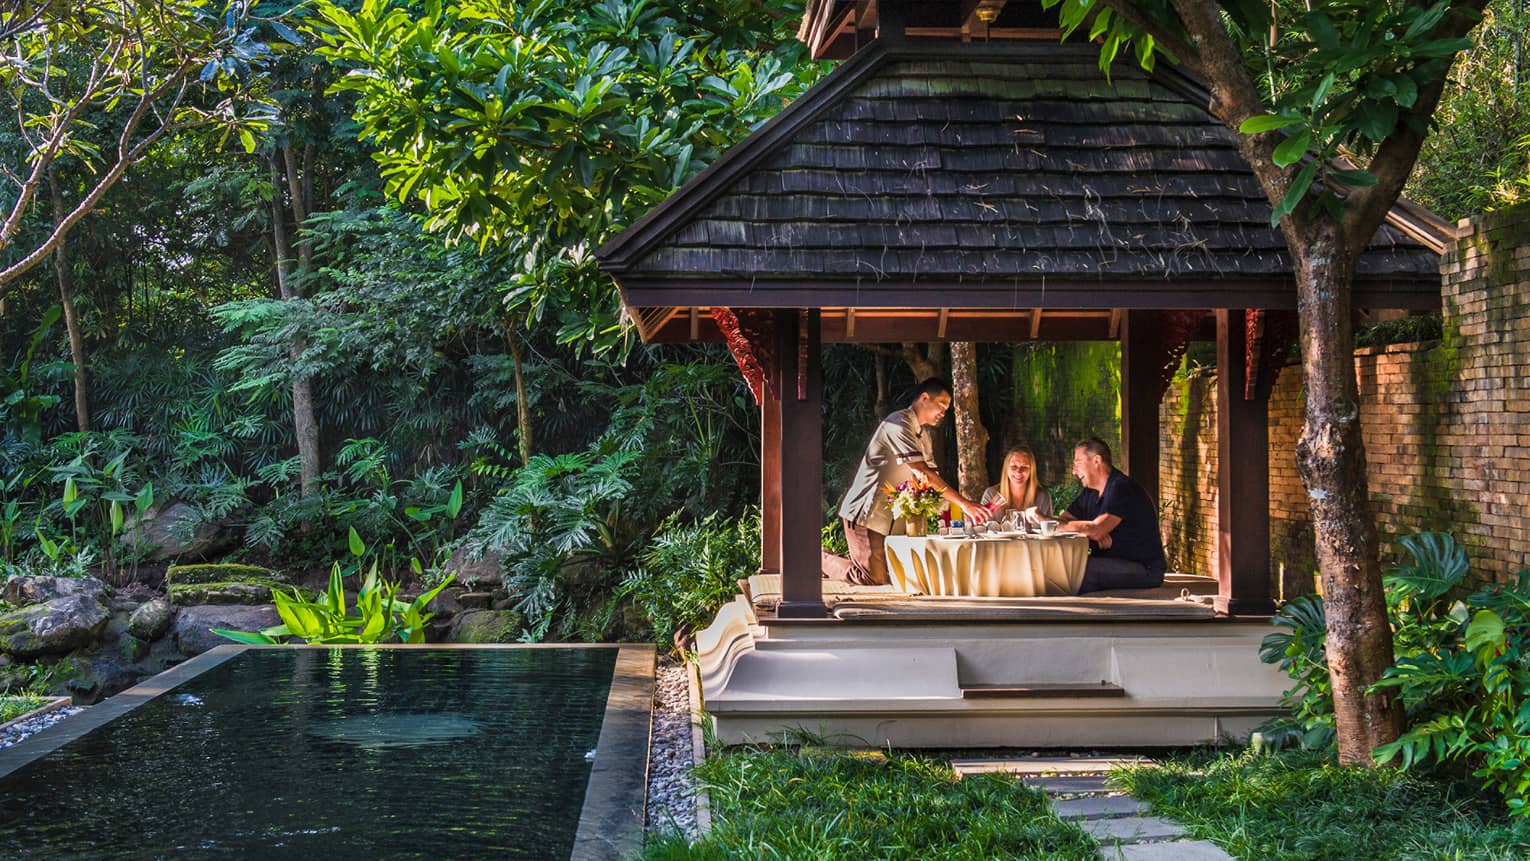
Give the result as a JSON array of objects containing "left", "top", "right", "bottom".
[{"left": 884, "top": 529, "right": 1090, "bottom": 597}]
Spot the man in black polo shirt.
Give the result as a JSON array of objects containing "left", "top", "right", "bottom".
[{"left": 1058, "top": 438, "right": 1167, "bottom": 594}]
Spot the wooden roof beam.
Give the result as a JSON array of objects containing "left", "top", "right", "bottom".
[
  {"left": 937, "top": 307, "right": 950, "bottom": 338},
  {"left": 1109, "top": 308, "right": 1123, "bottom": 340},
  {"left": 1029, "top": 307, "right": 1042, "bottom": 339},
  {"left": 962, "top": 0, "right": 1008, "bottom": 38}
]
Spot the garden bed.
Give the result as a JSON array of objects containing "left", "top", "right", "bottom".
[{"left": 0, "top": 696, "right": 71, "bottom": 731}]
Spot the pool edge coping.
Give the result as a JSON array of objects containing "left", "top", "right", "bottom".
[
  {"left": 686, "top": 656, "right": 713, "bottom": 836},
  {"left": 572, "top": 643, "right": 656, "bottom": 861}
]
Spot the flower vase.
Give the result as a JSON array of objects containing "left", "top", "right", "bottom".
[{"left": 905, "top": 517, "right": 928, "bottom": 537}]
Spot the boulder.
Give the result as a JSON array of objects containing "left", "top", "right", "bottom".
[
  {"left": 127, "top": 598, "right": 176, "bottom": 640},
  {"left": 458, "top": 592, "right": 494, "bottom": 611},
  {"left": 65, "top": 650, "right": 144, "bottom": 703},
  {"left": 1, "top": 575, "right": 108, "bottom": 608},
  {"left": 427, "top": 587, "right": 464, "bottom": 618},
  {"left": 124, "top": 502, "right": 240, "bottom": 561},
  {"left": 442, "top": 544, "right": 505, "bottom": 588},
  {"left": 447, "top": 609, "right": 523, "bottom": 644},
  {"left": 0, "top": 595, "right": 110, "bottom": 660},
  {"left": 171, "top": 605, "right": 280, "bottom": 657}
]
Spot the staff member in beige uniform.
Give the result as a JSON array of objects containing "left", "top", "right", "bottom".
[{"left": 835, "top": 378, "right": 990, "bottom": 585}]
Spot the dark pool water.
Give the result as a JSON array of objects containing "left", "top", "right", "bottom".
[{"left": 0, "top": 648, "right": 617, "bottom": 859}]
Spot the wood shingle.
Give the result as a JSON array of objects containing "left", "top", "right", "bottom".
[{"left": 598, "top": 41, "right": 1449, "bottom": 330}]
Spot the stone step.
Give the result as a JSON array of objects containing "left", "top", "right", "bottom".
[
  {"left": 1097, "top": 839, "right": 1233, "bottom": 860},
  {"left": 1079, "top": 815, "right": 1186, "bottom": 843},
  {"left": 962, "top": 682, "right": 1126, "bottom": 699},
  {"left": 953, "top": 756, "right": 1151, "bottom": 777},
  {"left": 1053, "top": 795, "right": 1151, "bottom": 820},
  {"left": 1023, "top": 775, "right": 1119, "bottom": 795}
]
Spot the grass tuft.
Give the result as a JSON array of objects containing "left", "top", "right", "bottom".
[
  {"left": 1113, "top": 748, "right": 1530, "bottom": 860},
  {"left": 1, "top": 695, "right": 48, "bottom": 724},
  {"left": 643, "top": 746, "right": 1097, "bottom": 860}
]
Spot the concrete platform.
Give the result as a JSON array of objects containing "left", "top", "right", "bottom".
[{"left": 694, "top": 591, "right": 1289, "bottom": 747}]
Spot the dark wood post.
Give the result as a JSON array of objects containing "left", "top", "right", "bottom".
[
  {"left": 1119, "top": 310, "right": 1161, "bottom": 505},
  {"left": 776, "top": 309, "right": 827, "bottom": 618},
  {"left": 1215, "top": 309, "right": 1275, "bottom": 616},
  {"left": 760, "top": 357, "right": 782, "bottom": 577}
]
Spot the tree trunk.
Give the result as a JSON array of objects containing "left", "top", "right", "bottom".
[
  {"left": 270, "top": 153, "right": 321, "bottom": 497},
  {"left": 505, "top": 323, "right": 533, "bottom": 465},
  {"left": 48, "top": 169, "right": 88, "bottom": 432},
  {"left": 1291, "top": 223, "right": 1403, "bottom": 764},
  {"left": 873, "top": 352, "right": 891, "bottom": 419},
  {"left": 949, "top": 341, "right": 989, "bottom": 498}
]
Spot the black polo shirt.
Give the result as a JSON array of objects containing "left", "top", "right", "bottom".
[{"left": 1065, "top": 469, "right": 1167, "bottom": 575}]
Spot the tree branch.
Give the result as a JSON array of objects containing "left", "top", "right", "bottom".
[
  {"left": 1342, "top": 0, "right": 1491, "bottom": 251},
  {"left": 1166, "top": 0, "right": 1297, "bottom": 232}
]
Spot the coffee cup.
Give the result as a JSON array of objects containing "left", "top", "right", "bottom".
[{"left": 1038, "top": 520, "right": 1059, "bottom": 537}]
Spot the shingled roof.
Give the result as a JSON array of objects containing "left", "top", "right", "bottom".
[{"left": 597, "top": 41, "right": 1451, "bottom": 340}]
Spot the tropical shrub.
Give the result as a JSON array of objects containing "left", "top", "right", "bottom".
[
  {"left": 619, "top": 510, "right": 760, "bottom": 648},
  {"left": 213, "top": 563, "right": 454, "bottom": 645},
  {"left": 1261, "top": 532, "right": 1530, "bottom": 813}
]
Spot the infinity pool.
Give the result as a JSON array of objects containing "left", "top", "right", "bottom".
[{"left": 0, "top": 646, "right": 651, "bottom": 860}]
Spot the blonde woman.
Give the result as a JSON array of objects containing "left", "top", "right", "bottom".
[{"left": 980, "top": 448, "right": 1053, "bottom": 524}]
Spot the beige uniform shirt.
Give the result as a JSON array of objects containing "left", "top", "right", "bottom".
[{"left": 837, "top": 408, "right": 936, "bottom": 535}]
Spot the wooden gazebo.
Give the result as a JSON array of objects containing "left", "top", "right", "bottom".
[{"left": 596, "top": 13, "right": 1449, "bottom": 621}]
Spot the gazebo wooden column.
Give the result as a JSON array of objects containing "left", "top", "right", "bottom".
[
  {"left": 1215, "top": 309, "right": 1276, "bottom": 616},
  {"left": 775, "top": 309, "right": 828, "bottom": 618},
  {"left": 1119, "top": 310, "right": 1161, "bottom": 505},
  {"left": 759, "top": 371, "right": 782, "bottom": 578}
]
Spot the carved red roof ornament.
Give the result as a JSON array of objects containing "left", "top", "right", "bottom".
[{"left": 710, "top": 308, "right": 778, "bottom": 405}]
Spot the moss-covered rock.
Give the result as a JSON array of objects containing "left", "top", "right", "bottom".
[
  {"left": 167, "top": 580, "right": 287, "bottom": 607},
  {"left": 127, "top": 598, "right": 176, "bottom": 640},
  {"left": 447, "top": 609, "right": 523, "bottom": 644},
  {"left": 164, "top": 563, "right": 286, "bottom": 587},
  {"left": 0, "top": 595, "right": 110, "bottom": 659}
]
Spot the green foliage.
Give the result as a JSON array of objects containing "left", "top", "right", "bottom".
[
  {"left": 1262, "top": 532, "right": 1530, "bottom": 812},
  {"left": 0, "top": 695, "right": 49, "bottom": 724},
  {"left": 311, "top": 0, "right": 822, "bottom": 355},
  {"left": 1408, "top": 3, "right": 1530, "bottom": 219},
  {"left": 1259, "top": 593, "right": 1336, "bottom": 749},
  {"left": 646, "top": 746, "right": 1096, "bottom": 860},
  {"left": 618, "top": 511, "right": 760, "bottom": 647},
  {"left": 213, "top": 562, "right": 455, "bottom": 645},
  {"left": 0, "top": 0, "right": 281, "bottom": 286},
  {"left": 1114, "top": 747, "right": 1530, "bottom": 860},
  {"left": 471, "top": 449, "right": 642, "bottom": 642},
  {"left": 1354, "top": 315, "right": 1444, "bottom": 349},
  {"left": 1042, "top": 0, "right": 1483, "bottom": 230}
]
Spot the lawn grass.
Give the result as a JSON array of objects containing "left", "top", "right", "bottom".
[
  {"left": 0, "top": 695, "right": 48, "bottom": 724},
  {"left": 1113, "top": 748, "right": 1530, "bottom": 861},
  {"left": 643, "top": 746, "right": 1098, "bottom": 860}
]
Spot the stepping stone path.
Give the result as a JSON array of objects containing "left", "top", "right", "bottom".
[{"left": 950, "top": 757, "right": 1234, "bottom": 861}]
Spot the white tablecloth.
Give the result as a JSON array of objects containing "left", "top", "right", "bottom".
[{"left": 884, "top": 533, "right": 1090, "bottom": 597}]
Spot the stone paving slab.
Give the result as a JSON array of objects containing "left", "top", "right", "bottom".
[
  {"left": 1052, "top": 795, "right": 1151, "bottom": 819},
  {"left": 1023, "top": 775, "right": 1118, "bottom": 795},
  {"left": 952, "top": 756, "right": 1150, "bottom": 776},
  {"left": 1097, "top": 839, "right": 1233, "bottom": 860},
  {"left": 1079, "top": 815, "right": 1185, "bottom": 842}
]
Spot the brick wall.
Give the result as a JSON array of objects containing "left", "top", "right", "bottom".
[{"left": 1158, "top": 202, "right": 1530, "bottom": 590}]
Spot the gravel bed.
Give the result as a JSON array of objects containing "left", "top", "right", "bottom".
[
  {"left": 1, "top": 704, "right": 85, "bottom": 750},
  {"left": 646, "top": 657, "right": 700, "bottom": 840}
]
